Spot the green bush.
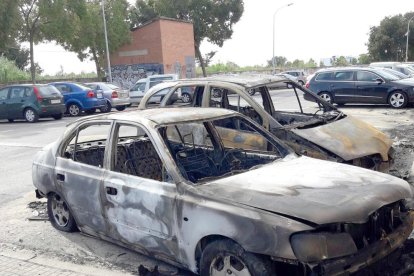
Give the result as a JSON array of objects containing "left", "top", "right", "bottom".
[{"left": 0, "top": 56, "right": 30, "bottom": 82}]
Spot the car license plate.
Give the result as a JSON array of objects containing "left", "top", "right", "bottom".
[
  {"left": 51, "top": 99, "right": 60, "bottom": 104},
  {"left": 97, "top": 93, "right": 103, "bottom": 98}
]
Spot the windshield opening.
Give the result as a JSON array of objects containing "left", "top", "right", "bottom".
[{"left": 159, "top": 116, "right": 288, "bottom": 183}]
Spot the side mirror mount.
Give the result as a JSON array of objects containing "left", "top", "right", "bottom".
[{"left": 375, "top": 78, "right": 384, "bottom": 84}]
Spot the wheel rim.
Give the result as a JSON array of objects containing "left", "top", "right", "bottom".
[
  {"left": 25, "top": 109, "right": 35, "bottom": 121},
  {"left": 210, "top": 255, "right": 251, "bottom": 276},
  {"left": 51, "top": 194, "right": 70, "bottom": 227},
  {"left": 390, "top": 93, "right": 405, "bottom": 107},
  {"left": 320, "top": 93, "right": 331, "bottom": 103},
  {"left": 182, "top": 94, "right": 190, "bottom": 103},
  {"left": 69, "top": 105, "right": 80, "bottom": 116}
]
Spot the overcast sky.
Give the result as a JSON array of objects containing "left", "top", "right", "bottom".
[{"left": 31, "top": 0, "right": 413, "bottom": 74}]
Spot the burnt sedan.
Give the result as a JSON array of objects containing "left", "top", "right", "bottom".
[
  {"left": 138, "top": 76, "right": 394, "bottom": 172},
  {"left": 33, "top": 108, "right": 414, "bottom": 276}
]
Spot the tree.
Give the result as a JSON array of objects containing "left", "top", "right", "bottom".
[
  {"left": 196, "top": 51, "right": 216, "bottom": 67},
  {"left": 305, "top": 58, "right": 317, "bottom": 68},
  {"left": 0, "top": 0, "right": 20, "bottom": 53},
  {"left": 267, "top": 56, "right": 287, "bottom": 67},
  {"left": 45, "top": 0, "right": 130, "bottom": 78},
  {"left": 291, "top": 59, "right": 305, "bottom": 68},
  {"left": 332, "top": 56, "right": 349, "bottom": 66},
  {"left": 358, "top": 53, "right": 371, "bottom": 64},
  {"left": 129, "top": 0, "right": 244, "bottom": 77},
  {"left": 0, "top": 44, "right": 30, "bottom": 70},
  {"left": 367, "top": 12, "right": 414, "bottom": 61}
]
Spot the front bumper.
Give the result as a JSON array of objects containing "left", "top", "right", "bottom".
[{"left": 310, "top": 211, "right": 414, "bottom": 276}]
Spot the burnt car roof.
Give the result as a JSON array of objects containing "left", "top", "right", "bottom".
[
  {"left": 174, "top": 74, "right": 291, "bottom": 89},
  {"left": 68, "top": 108, "right": 237, "bottom": 126}
]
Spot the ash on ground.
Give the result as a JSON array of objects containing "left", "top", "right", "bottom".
[{"left": 27, "top": 201, "right": 48, "bottom": 220}]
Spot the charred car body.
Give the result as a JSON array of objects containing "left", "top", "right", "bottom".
[
  {"left": 138, "top": 76, "right": 393, "bottom": 172},
  {"left": 33, "top": 108, "right": 414, "bottom": 275}
]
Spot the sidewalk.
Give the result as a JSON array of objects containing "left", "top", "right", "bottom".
[{"left": 0, "top": 254, "right": 87, "bottom": 276}]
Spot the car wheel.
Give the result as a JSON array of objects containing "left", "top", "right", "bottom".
[
  {"left": 318, "top": 92, "right": 333, "bottom": 103},
  {"left": 200, "top": 239, "right": 274, "bottom": 276},
  {"left": 52, "top": 113, "right": 63, "bottom": 120},
  {"left": 388, "top": 91, "right": 407, "bottom": 108},
  {"left": 100, "top": 101, "right": 111, "bottom": 113},
  {"left": 67, "top": 103, "right": 81, "bottom": 116},
  {"left": 181, "top": 93, "right": 191, "bottom": 103},
  {"left": 115, "top": 105, "right": 126, "bottom": 111},
  {"left": 7, "top": 119, "right": 14, "bottom": 123},
  {"left": 47, "top": 193, "right": 77, "bottom": 232},
  {"left": 298, "top": 80, "right": 304, "bottom": 86},
  {"left": 85, "top": 108, "right": 96, "bottom": 115},
  {"left": 24, "top": 108, "right": 39, "bottom": 123},
  {"left": 248, "top": 89, "right": 256, "bottom": 96},
  {"left": 286, "top": 83, "right": 293, "bottom": 89}
]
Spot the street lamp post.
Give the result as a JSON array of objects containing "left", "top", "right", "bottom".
[
  {"left": 272, "top": 3, "right": 294, "bottom": 74},
  {"left": 406, "top": 15, "right": 414, "bottom": 62},
  {"left": 101, "top": 0, "right": 112, "bottom": 82}
]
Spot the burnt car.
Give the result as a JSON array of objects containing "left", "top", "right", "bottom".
[
  {"left": 138, "top": 76, "right": 394, "bottom": 172},
  {"left": 32, "top": 108, "right": 414, "bottom": 275}
]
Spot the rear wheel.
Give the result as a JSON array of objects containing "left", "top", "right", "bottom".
[
  {"left": 100, "top": 101, "right": 111, "bottom": 113},
  {"left": 388, "top": 91, "right": 407, "bottom": 108},
  {"left": 52, "top": 113, "right": 63, "bottom": 120},
  {"left": 200, "top": 239, "right": 275, "bottom": 276},
  {"left": 47, "top": 193, "right": 77, "bottom": 232},
  {"left": 24, "top": 108, "right": 39, "bottom": 123},
  {"left": 318, "top": 92, "right": 333, "bottom": 104},
  {"left": 115, "top": 105, "right": 126, "bottom": 111},
  {"left": 298, "top": 80, "right": 304, "bottom": 86},
  {"left": 181, "top": 93, "right": 191, "bottom": 103},
  {"left": 67, "top": 103, "right": 81, "bottom": 116}
]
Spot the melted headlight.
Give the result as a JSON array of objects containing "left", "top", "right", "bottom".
[{"left": 291, "top": 232, "right": 357, "bottom": 263}]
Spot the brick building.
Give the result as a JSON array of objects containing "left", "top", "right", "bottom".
[{"left": 110, "top": 17, "right": 196, "bottom": 88}]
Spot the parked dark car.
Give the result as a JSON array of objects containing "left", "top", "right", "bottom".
[
  {"left": 305, "top": 67, "right": 414, "bottom": 108},
  {"left": 49, "top": 82, "right": 106, "bottom": 116},
  {"left": 0, "top": 84, "right": 65, "bottom": 123}
]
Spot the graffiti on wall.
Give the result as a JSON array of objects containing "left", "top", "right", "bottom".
[{"left": 110, "top": 63, "right": 163, "bottom": 89}]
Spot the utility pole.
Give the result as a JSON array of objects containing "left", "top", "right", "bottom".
[
  {"left": 102, "top": 0, "right": 112, "bottom": 82},
  {"left": 406, "top": 15, "right": 414, "bottom": 62}
]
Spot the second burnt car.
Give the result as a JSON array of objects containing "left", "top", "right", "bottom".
[
  {"left": 138, "top": 75, "right": 394, "bottom": 172},
  {"left": 32, "top": 108, "right": 414, "bottom": 275}
]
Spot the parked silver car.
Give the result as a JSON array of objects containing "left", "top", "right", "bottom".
[
  {"left": 280, "top": 70, "right": 307, "bottom": 85},
  {"left": 32, "top": 108, "right": 414, "bottom": 275},
  {"left": 85, "top": 82, "right": 130, "bottom": 112}
]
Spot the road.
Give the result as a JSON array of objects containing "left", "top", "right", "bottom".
[{"left": 0, "top": 89, "right": 413, "bottom": 275}]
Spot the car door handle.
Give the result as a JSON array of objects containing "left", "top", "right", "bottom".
[
  {"left": 57, "top": 173, "right": 65, "bottom": 182},
  {"left": 106, "top": 186, "right": 117, "bottom": 195}
]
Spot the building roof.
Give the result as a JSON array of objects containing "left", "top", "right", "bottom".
[{"left": 131, "top": 16, "right": 193, "bottom": 32}]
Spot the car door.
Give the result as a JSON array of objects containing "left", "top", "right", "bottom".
[
  {"left": 102, "top": 122, "right": 179, "bottom": 261},
  {"left": 0, "top": 87, "right": 10, "bottom": 119},
  {"left": 330, "top": 71, "right": 356, "bottom": 103},
  {"left": 355, "top": 70, "right": 389, "bottom": 104},
  {"left": 55, "top": 121, "right": 113, "bottom": 234},
  {"left": 6, "top": 86, "right": 26, "bottom": 119}
]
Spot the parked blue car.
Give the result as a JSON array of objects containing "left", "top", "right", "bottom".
[{"left": 49, "top": 82, "right": 106, "bottom": 116}]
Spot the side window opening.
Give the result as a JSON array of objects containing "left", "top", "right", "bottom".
[
  {"left": 112, "top": 124, "right": 165, "bottom": 182},
  {"left": 10, "top": 87, "right": 25, "bottom": 99},
  {"left": 63, "top": 123, "right": 111, "bottom": 168}
]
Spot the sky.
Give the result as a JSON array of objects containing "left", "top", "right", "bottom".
[{"left": 31, "top": 0, "right": 413, "bottom": 75}]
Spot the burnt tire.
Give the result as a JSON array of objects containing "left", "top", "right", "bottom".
[
  {"left": 24, "top": 108, "right": 39, "bottom": 123},
  {"left": 200, "top": 239, "right": 275, "bottom": 276},
  {"left": 388, "top": 91, "right": 408, "bottom": 108},
  {"left": 47, "top": 193, "right": 77, "bottom": 232},
  {"left": 318, "top": 92, "right": 333, "bottom": 104},
  {"left": 67, "top": 103, "right": 81, "bottom": 116},
  {"left": 52, "top": 113, "right": 63, "bottom": 120},
  {"left": 115, "top": 105, "right": 126, "bottom": 111}
]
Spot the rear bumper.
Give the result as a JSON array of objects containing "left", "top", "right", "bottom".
[
  {"left": 39, "top": 104, "right": 66, "bottom": 116},
  {"left": 112, "top": 97, "right": 131, "bottom": 107},
  {"left": 310, "top": 211, "right": 414, "bottom": 276}
]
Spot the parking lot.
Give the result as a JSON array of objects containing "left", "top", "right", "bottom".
[{"left": 0, "top": 88, "right": 413, "bottom": 275}]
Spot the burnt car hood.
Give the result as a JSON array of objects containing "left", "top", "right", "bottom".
[
  {"left": 291, "top": 116, "right": 392, "bottom": 161},
  {"left": 198, "top": 156, "right": 411, "bottom": 225}
]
